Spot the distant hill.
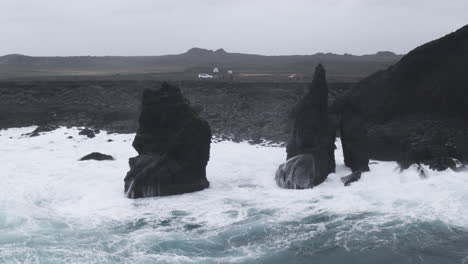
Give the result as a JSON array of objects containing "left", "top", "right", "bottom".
[{"left": 0, "top": 49, "right": 402, "bottom": 82}]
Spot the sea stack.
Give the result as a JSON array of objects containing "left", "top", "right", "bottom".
[
  {"left": 124, "top": 82, "right": 211, "bottom": 198},
  {"left": 340, "top": 104, "right": 370, "bottom": 173},
  {"left": 276, "top": 65, "right": 337, "bottom": 189}
]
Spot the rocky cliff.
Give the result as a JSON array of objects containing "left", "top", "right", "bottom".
[{"left": 337, "top": 24, "right": 468, "bottom": 169}]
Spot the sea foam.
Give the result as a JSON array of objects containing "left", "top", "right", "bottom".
[{"left": 0, "top": 127, "right": 467, "bottom": 264}]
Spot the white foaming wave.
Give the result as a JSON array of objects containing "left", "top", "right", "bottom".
[
  {"left": 1, "top": 127, "right": 467, "bottom": 227},
  {"left": 0, "top": 127, "right": 467, "bottom": 262}
]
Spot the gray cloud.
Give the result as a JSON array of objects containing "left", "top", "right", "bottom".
[{"left": 0, "top": 0, "right": 466, "bottom": 56}]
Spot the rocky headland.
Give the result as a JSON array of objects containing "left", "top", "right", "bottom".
[{"left": 334, "top": 24, "right": 468, "bottom": 171}]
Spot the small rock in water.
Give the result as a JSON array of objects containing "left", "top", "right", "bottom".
[
  {"left": 79, "top": 152, "right": 114, "bottom": 161},
  {"left": 24, "top": 125, "right": 58, "bottom": 137},
  {"left": 341, "top": 171, "right": 362, "bottom": 186},
  {"left": 79, "top": 128, "right": 96, "bottom": 138},
  {"left": 107, "top": 139, "right": 114, "bottom": 142},
  {"left": 67, "top": 136, "right": 73, "bottom": 139}
]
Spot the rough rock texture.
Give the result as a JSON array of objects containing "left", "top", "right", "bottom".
[
  {"left": 340, "top": 171, "right": 362, "bottom": 186},
  {"left": 336, "top": 24, "right": 468, "bottom": 170},
  {"left": 24, "top": 125, "right": 58, "bottom": 137},
  {"left": 340, "top": 105, "right": 370, "bottom": 172},
  {"left": 0, "top": 79, "right": 352, "bottom": 144},
  {"left": 124, "top": 82, "right": 211, "bottom": 198},
  {"left": 78, "top": 128, "right": 96, "bottom": 138},
  {"left": 275, "top": 154, "right": 328, "bottom": 189},
  {"left": 79, "top": 152, "right": 114, "bottom": 161},
  {"left": 277, "top": 65, "right": 336, "bottom": 189}
]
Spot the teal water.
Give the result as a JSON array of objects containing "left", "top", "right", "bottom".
[{"left": 1, "top": 127, "right": 467, "bottom": 264}]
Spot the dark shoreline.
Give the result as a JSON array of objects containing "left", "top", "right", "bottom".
[{"left": 0, "top": 80, "right": 352, "bottom": 144}]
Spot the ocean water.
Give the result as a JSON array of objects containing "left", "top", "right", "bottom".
[{"left": 0, "top": 127, "right": 467, "bottom": 264}]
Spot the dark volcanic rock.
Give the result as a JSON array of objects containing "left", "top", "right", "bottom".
[
  {"left": 340, "top": 171, "right": 362, "bottom": 186},
  {"left": 24, "top": 124, "right": 58, "bottom": 137},
  {"left": 80, "top": 152, "right": 114, "bottom": 161},
  {"left": 337, "top": 24, "right": 468, "bottom": 170},
  {"left": 396, "top": 124, "right": 459, "bottom": 171},
  {"left": 0, "top": 79, "right": 352, "bottom": 143},
  {"left": 79, "top": 128, "right": 96, "bottom": 138},
  {"left": 454, "top": 131, "right": 468, "bottom": 164},
  {"left": 124, "top": 82, "right": 211, "bottom": 198},
  {"left": 340, "top": 105, "right": 370, "bottom": 172},
  {"left": 286, "top": 64, "right": 332, "bottom": 160},
  {"left": 277, "top": 65, "right": 336, "bottom": 189},
  {"left": 276, "top": 154, "right": 328, "bottom": 189}
]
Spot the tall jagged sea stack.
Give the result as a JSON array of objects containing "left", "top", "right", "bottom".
[
  {"left": 124, "top": 82, "right": 211, "bottom": 198},
  {"left": 276, "top": 65, "right": 337, "bottom": 189}
]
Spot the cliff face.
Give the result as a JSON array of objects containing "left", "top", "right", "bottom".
[
  {"left": 345, "top": 24, "right": 468, "bottom": 122},
  {"left": 338, "top": 24, "right": 468, "bottom": 168}
]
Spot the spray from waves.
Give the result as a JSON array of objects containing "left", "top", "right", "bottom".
[{"left": 0, "top": 127, "right": 467, "bottom": 264}]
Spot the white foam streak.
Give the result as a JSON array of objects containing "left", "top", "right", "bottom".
[{"left": 0, "top": 127, "right": 467, "bottom": 262}]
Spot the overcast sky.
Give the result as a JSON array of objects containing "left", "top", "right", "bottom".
[{"left": 0, "top": 0, "right": 467, "bottom": 56}]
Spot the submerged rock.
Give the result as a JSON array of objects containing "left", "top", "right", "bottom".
[
  {"left": 278, "top": 65, "right": 336, "bottom": 189},
  {"left": 24, "top": 124, "right": 58, "bottom": 137},
  {"left": 124, "top": 82, "right": 211, "bottom": 198},
  {"left": 79, "top": 152, "right": 114, "bottom": 161}
]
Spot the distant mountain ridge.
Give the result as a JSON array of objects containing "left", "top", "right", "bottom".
[{"left": 0, "top": 48, "right": 402, "bottom": 82}]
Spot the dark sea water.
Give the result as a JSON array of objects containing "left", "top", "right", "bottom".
[{"left": 1, "top": 127, "right": 467, "bottom": 264}]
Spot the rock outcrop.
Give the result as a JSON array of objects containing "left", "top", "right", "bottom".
[
  {"left": 276, "top": 154, "right": 329, "bottom": 189},
  {"left": 124, "top": 82, "right": 211, "bottom": 198},
  {"left": 337, "top": 24, "right": 468, "bottom": 170},
  {"left": 79, "top": 152, "right": 114, "bottom": 161},
  {"left": 79, "top": 128, "right": 96, "bottom": 138},
  {"left": 24, "top": 124, "right": 58, "bottom": 137},
  {"left": 340, "top": 105, "right": 370, "bottom": 172},
  {"left": 277, "top": 65, "right": 337, "bottom": 189}
]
